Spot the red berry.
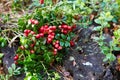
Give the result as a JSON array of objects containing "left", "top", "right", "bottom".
[
  {"left": 39, "top": 27, "right": 44, "bottom": 33},
  {"left": 14, "top": 61, "right": 18, "bottom": 65},
  {"left": 54, "top": 48, "right": 57, "bottom": 52},
  {"left": 58, "top": 46, "right": 62, "bottom": 50},
  {"left": 55, "top": 43, "right": 59, "bottom": 48},
  {"left": 44, "top": 25, "right": 49, "bottom": 29},
  {"left": 47, "top": 38, "right": 52, "bottom": 43},
  {"left": 24, "top": 29, "right": 28, "bottom": 33},
  {"left": 27, "top": 30, "right": 31, "bottom": 33},
  {"left": 51, "top": 26, "right": 56, "bottom": 30},
  {"left": 24, "top": 33, "right": 28, "bottom": 37},
  {"left": 39, "top": 33, "right": 44, "bottom": 37},
  {"left": 24, "top": 29, "right": 31, "bottom": 34},
  {"left": 48, "top": 34, "right": 51, "bottom": 38},
  {"left": 63, "top": 25, "right": 68, "bottom": 29},
  {"left": 31, "top": 31, "right": 35, "bottom": 35},
  {"left": 40, "top": 0, "right": 44, "bottom": 4},
  {"left": 48, "top": 35, "right": 54, "bottom": 39},
  {"left": 30, "top": 50, "right": 35, "bottom": 54},
  {"left": 14, "top": 55, "right": 19, "bottom": 61},
  {"left": 72, "top": 24, "right": 76, "bottom": 30},
  {"left": 67, "top": 26, "right": 72, "bottom": 30},
  {"left": 48, "top": 38, "right": 52, "bottom": 41},
  {"left": 48, "top": 29, "right": 53, "bottom": 34},
  {"left": 70, "top": 40, "right": 75, "bottom": 47},
  {"left": 50, "top": 32, "right": 55, "bottom": 36},
  {"left": 30, "top": 43, "right": 35, "bottom": 48},
  {"left": 36, "top": 34, "right": 41, "bottom": 39},
  {"left": 56, "top": 40, "right": 59, "bottom": 44},
  {"left": 31, "top": 20, "right": 35, "bottom": 24},
  {"left": 53, "top": 51, "right": 57, "bottom": 55},
  {"left": 61, "top": 29, "right": 64, "bottom": 33},
  {"left": 24, "top": 29, "right": 31, "bottom": 37},
  {"left": 49, "top": 26, "right": 53, "bottom": 30},
  {"left": 59, "top": 25, "right": 62, "bottom": 29},
  {"left": 63, "top": 30, "right": 68, "bottom": 34},
  {"left": 53, "top": 48, "right": 57, "bottom": 55},
  {"left": 51, "top": 35, "right": 54, "bottom": 39},
  {"left": 34, "top": 20, "right": 39, "bottom": 25},
  {"left": 20, "top": 45, "right": 25, "bottom": 50}
]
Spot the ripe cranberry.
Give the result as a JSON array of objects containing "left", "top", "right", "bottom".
[
  {"left": 39, "top": 27, "right": 44, "bottom": 33},
  {"left": 30, "top": 31, "right": 35, "bottom": 35},
  {"left": 30, "top": 43, "right": 35, "bottom": 48},
  {"left": 44, "top": 28, "right": 49, "bottom": 34},
  {"left": 63, "top": 25, "right": 68, "bottom": 29},
  {"left": 51, "top": 26, "right": 56, "bottom": 30},
  {"left": 48, "top": 38, "right": 52, "bottom": 41},
  {"left": 59, "top": 25, "right": 62, "bottom": 29},
  {"left": 27, "top": 30, "right": 31, "bottom": 33},
  {"left": 49, "top": 26, "right": 53, "bottom": 29},
  {"left": 39, "top": 33, "right": 44, "bottom": 37},
  {"left": 31, "top": 19, "right": 35, "bottom": 24},
  {"left": 24, "top": 29, "right": 28, "bottom": 33},
  {"left": 63, "top": 30, "right": 68, "bottom": 34},
  {"left": 50, "top": 32, "right": 55, "bottom": 36},
  {"left": 53, "top": 51, "right": 57, "bottom": 55},
  {"left": 55, "top": 43, "right": 59, "bottom": 48},
  {"left": 48, "top": 35, "right": 54, "bottom": 39},
  {"left": 34, "top": 20, "right": 39, "bottom": 25},
  {"left": 44, "top": 25, "right": 49, "bottom": 28},
  {"left": 36, "top": 34, "right": 40, "bottom": 38},
  {"left": 54, "top": 48, "right": 57, "bottom": 52},
  {"left": 24, "top": 33, "right": 28, "bottom": 37},
  {"left": 14, "top": 55, "right": 19, "bottom": 60},
  {"left": 48, "top": 29, "right": 53, "bottom": 34},
  {"left": 53, "top": 48, "right": 57, "bottom": 55},
  {"left": 30, "top": 50, "right": 35, "bottom": 54},
  {"left": 72, "top": 24, "right": 76, "bottom": 30},
  {"left": 47, "top": 38, "right": 52, "bottom": 43},
  {"left": 61, "top": 23, "right": 66, "bottom": 27},
  {"left": 58, "top": 46, "right": 62, "bottom": 50},
  {"left": 67, "top": 26, "right": 72, "bottom": 30},
  {"left": 61, "top": 29, "right": 64, "bottom": 33},
  {"left": 51, "top": 35, "right": 55, "bottom": 39},
  {"left": 70, "top": 40, "right": 75, "bottom": 47},
  {"left": 40, "top": 0, "right": 44, "bottom": 4},
  {"left": 20, "top": 45, "right": 25, "bottom": 50},
  {"left": 14, "top": 61, "right": 18, "bottom": 65},
  {"left": 24, "top": 29, "right": 31, "bottom": 34},
  {"left": 56, "top": 40, "right": 59, "bottom": 44}
]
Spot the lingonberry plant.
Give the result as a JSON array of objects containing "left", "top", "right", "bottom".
[
  {"left": 1, "top": 0, "right": 120, "bottom": 79},
  {"left": 16, "top": 0, "right": 79, "bottom": 79}
]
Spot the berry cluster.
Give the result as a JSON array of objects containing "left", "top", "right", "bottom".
[
  {"left": 28, "top": 19, "right": 39, "bottom": 25},
  {"left": 24, "top": 29, "right": 35, "bottom": 37},
  {"left": 17, "top": 23, "right": 76, "bottom": 64},
  {"left": 59, "top": 24, "right": 76, "bottom": 34},
  {"left": 39, "top": 25, "right": 56, "bottom": 44},
  {"left": 53, "top": 40, "right": 62, "bottom": 55}
]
